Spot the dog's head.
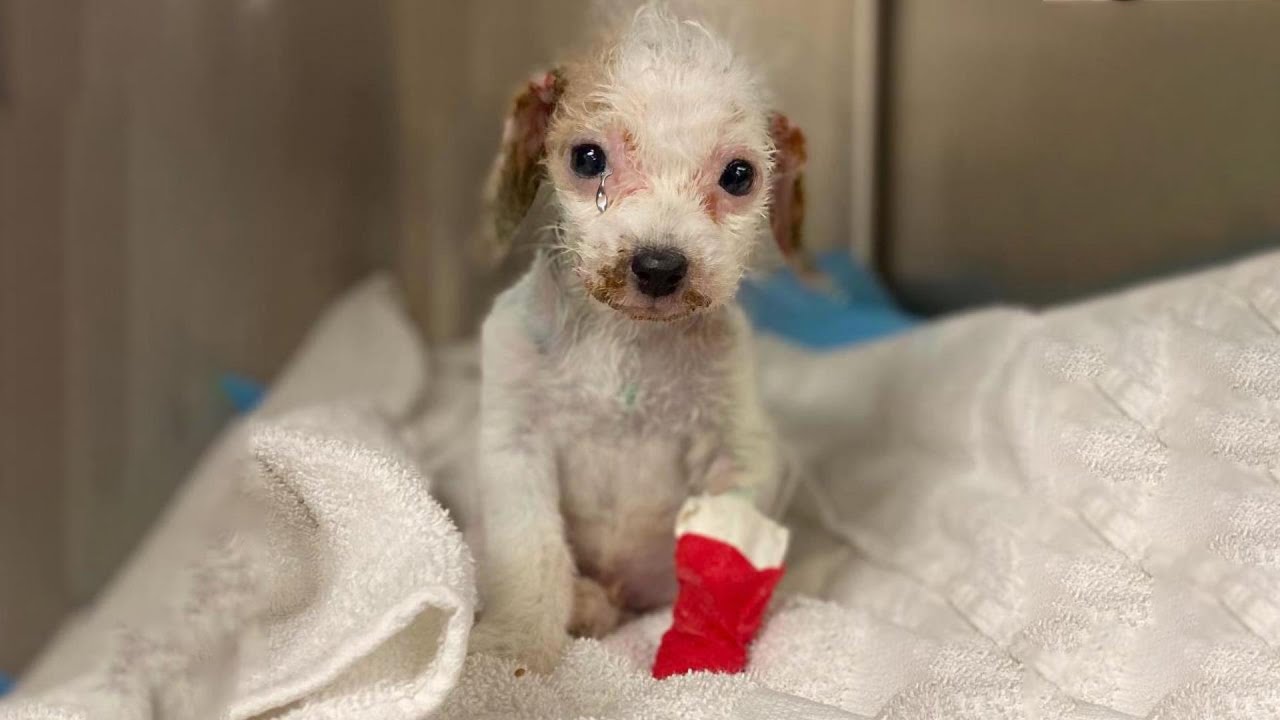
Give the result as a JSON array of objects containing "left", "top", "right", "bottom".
[{"left": 486, "top": 5, "right": 807, "bottom": 322}]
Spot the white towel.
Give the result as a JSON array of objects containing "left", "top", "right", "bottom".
[
  {"left": 13, "top": 276, "right": 433, "bottom": 699},
  {"left": 6, "top": 251, "right": 1280, "bottom": 718},
  {"left": 1, "top": 403, "right": 475, "bottom": 720}
]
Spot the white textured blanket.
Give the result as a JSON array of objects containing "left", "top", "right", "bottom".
[{"left": 4, "top": 251, "right": 1279, "bottom": 719}]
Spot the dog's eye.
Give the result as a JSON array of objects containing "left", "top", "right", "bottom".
[
  {"left": 719, "top": 159, "right": 754, "bottom": 197},
  {"left": 570, "top": 143, "right": 607, "bottom": 178}
]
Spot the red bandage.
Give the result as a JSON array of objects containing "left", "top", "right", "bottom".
[{"left": 652, "top": 494, "right": 789, "bottom": 679}]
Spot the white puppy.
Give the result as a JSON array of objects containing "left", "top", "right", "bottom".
[{"left": 468, "top": 3, "right": 808, "bottom": 673}]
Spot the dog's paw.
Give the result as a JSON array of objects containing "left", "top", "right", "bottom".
[
  {"left": 469, "top": 618, "right": 568, "bottom": 675},
  {"left": 568, "top": 576, "right": 623, "bottom": 639}
]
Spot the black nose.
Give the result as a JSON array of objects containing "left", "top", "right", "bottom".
[{"left": 630, "top": 248, "right": 688, "bottom": 298}]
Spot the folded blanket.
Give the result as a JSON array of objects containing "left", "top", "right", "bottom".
[
  {"left": 5, "top": 251, "right": 1280, "bottom": 718},
  {"left": 1, "top": 403, "right": 476, "bottom": 720}
]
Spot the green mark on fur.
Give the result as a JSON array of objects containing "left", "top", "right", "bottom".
[{"left": 622, "top": 383, "right": 638, "bottom": 409}]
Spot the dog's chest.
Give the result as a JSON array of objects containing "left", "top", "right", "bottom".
[
  {"left": 539, "top": 316, "right": 739, "bottom": 608},
  {"left": 557, "top": 433, "right": 687, "bottom": 608},
  {"left": 541, "top": 319, "right": 735, "bottom": 436}
]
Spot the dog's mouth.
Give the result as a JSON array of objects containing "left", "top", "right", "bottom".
[
  {"left": 595, "top": 296, "right": 711, "bottom": 322},
  {"left": 580, "top": 256, "right": 714, "bottom": 322}
]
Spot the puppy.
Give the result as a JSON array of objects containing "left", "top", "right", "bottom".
[{"left": 468, "top": 3, "right": 807, "bottom": 673}]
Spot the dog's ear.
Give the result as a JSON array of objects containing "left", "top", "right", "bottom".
[
  {"left": 767, "top": 112, "right": 809, "bottom": 268},
  {"left": 483, "top": 69, "right": 566, "bottom": 261}
]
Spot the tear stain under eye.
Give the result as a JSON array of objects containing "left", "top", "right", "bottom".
[
  {"left": 595, "top": 169, "right": 612, "bottom": 213},
  {"left": 700, "top": 193, "right": 722, "bottom": 224}
]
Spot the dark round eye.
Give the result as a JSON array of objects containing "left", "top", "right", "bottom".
[
  {"left": 718, "top": 159, "right": 755, "bottom": 196},
  {"left": 570, "top": 143, "right": 607, "bottom": 178}
]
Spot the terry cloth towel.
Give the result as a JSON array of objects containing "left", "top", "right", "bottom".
[{"left": 0, "top": 403, "right": 475, "bottom": 720}]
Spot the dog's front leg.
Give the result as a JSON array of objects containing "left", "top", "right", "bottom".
[
  {"left": 691, "top": 332, "right": 792, "bottom": 516},
  {"left": 469, "top": 293, "right": 574, "bottom": 674},
  {"left": 469, "top": 411, "right": 573, "bottom": 674},
  {"left": 695, "top": 412, "right": 787, "bottom": 514}
]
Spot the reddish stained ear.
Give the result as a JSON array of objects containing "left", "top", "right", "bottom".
[
  {"left": 484, "top": 69, "right": 566, "bottom": 260},
  {"left": 767, "top": 112, "right": 809, "bottom": 267}
]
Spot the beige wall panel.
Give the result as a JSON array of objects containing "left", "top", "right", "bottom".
[
  {"left": 2, "top": 0, "right": 396, "bottom": 671},
  {"left": 885, "top": 0, "right": 1280, "bottom": 310},
  {"left": 0, "top": 0, "right": 80, "bottom": 673}
]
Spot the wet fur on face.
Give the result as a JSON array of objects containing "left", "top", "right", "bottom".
[
  {"left": 547, "top": 11, "right": 771, "bottom": 320},
  {"left": 485, "top": 3, "right": 807, "bottom": 322}
]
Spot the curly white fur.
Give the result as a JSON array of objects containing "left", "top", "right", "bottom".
[{"left": 467, "top": 2, "right": 794, "bottom": 674}]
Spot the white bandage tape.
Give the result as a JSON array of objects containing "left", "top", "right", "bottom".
[{"left": 674, "top": 493, "right": 790, "bottom": 569}]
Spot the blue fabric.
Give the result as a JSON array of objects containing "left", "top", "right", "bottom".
[
  {"left": 0, "top": 672, "right": 13, "bottom": 697},
  {"left": 739, "top": 250, "right": 918, "bottom": 350},
  {"left": 218, "top": 373, "right": 266, "bottom": 414}
]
